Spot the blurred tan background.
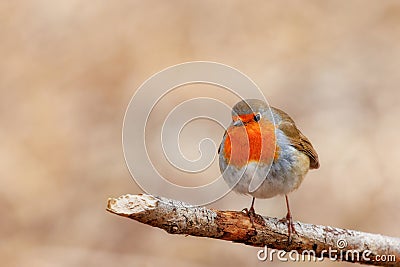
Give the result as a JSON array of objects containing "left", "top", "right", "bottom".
[{"left": 1, "top": 1, "right": 400, "bottom": 266}]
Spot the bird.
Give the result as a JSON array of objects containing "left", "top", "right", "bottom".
[{"left": 218, "top": 99, "right": 319, "bottom": 242}]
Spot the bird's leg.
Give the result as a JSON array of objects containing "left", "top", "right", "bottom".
[
  {"left": 242, "top": 197, "right": 265, "bottom": 226},
  {"left": 249, "top": 196, "right": 256, "bottom": 215},
  {"left": 279, "top": 195, "right": 297, "bottom": 243},
  {"left": 242, "top": 197, "right": 255, "bottom": 215}
]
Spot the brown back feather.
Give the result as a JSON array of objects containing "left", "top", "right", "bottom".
[{"left": 271, "top": 107, "right": 320, "bottom": 169}]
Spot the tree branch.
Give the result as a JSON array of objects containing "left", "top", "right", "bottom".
[{"left": 106, "top": 194, "right": 400, "bottom": 266}]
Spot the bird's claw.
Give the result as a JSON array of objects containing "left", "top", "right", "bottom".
[{"left": 243, "top": 207, "right": 265, "bottom": 226}]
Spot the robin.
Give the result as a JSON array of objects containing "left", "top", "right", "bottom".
[{"left": 218, "top": 99, "right": 319, "bottom": 242}]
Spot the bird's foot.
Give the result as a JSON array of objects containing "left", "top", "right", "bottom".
[{"left": 242, "top": 206, "right": 265, "bottom": 226}]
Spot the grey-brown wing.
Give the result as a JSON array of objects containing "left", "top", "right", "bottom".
[{"left": 272, "top": 107, "right": 320, "bottom": 169}]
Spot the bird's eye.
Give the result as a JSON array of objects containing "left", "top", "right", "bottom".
[{"left": 254, "top": 113, "right": 261, "bottom": 122}]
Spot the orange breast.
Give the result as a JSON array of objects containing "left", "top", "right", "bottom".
[{"left": 223, "top": 119, "right": 277, "bottom": 168}]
